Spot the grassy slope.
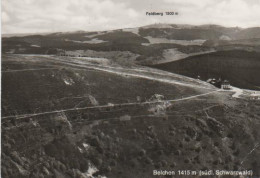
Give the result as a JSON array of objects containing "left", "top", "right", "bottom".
[
  {"left": 2, "top": 55, "right": 260, "bottom": 178},
  {"left": 1, "top": 30, "right": 213, "bottom": 64},
  {"left": 152, "top": 50, "right": 260, "bottom": 90},
  {"left": 2, "top": 55, "right": 209, "bottom": 117}
]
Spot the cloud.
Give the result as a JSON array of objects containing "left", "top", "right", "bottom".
[
  {"left": 2, "top": 0, "right": 260, "bottom": 34},
  {"left": 2, "top": 0, "right": 141, "bottom": 33},
  {"left": 1, "top": 11, "right": 10, "bottom": 23},
  {"left": 144, "top": 0, "right": 260, "bottom": 28}
]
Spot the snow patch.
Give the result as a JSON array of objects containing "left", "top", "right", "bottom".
[
  {"left": 148, "top": 94, "right": 165, "bottom": 102},
  {"left": 230, "top": 87, "right": 243, "bottom": 98},
  {"left": 89, "top": 95, "right": 99, "bottom": 106},
  {"left": 107, "top": 103, "right": 114, "bottom": 106},
  {"left": 154, "top": 48, "right": 216, "bottom": 64},
  {"left": 119, "top": 115, "right": 131, "bottom": 121},
  {"left": 84, "top": 163, "right": 107, "bottom": 178},
  {"left": 223, "top": 86, "right": 260, "bottom": 99},
  {"left": 162, "top": 48, "right": 189, "bottom": 62},
  {"left": 142, "top": 23, "right": 177, "bottom": 29},
  {"left": 78, "top": 147, "right": 83, "bottom": 153},
  {"left": 219, "top": 35, "right": 232, "bottom": 41},
  {"left": 86, "top": 38, "right": 107, "bottom": 44},
  {"left": 206, "top": 78, "right": 213, "bottom": 82},
  {"left": 122, "top": 28, "right": 140, "bottom": 35},
  {"left": 6, "top": 49, "right": 15, "bottom": 54},
  {"left": 144, "top": 36, "right": 206, "bottom": 46},
  {"left": 72, "top": 56, "right": 110, "bottom": 65},
  {"left": 141, "top": 43, "right": 150, "bottom": 46},
  {"left": 65, "top": 38, "right": 106, "bottom": 44},
  {"left": 83, "top": 143, "right": 90, "bottom": 150},
  {"left": 148, "top": 101, "right": 171, "bottom": 116},
  {"left": 63, "top": 78, "right": 74, "bottom": 85},
  {"left": 84, "top": 31, "right": 107, "bottom": 38},
  {"left": 31, "top": 44, "right": 41, "bottom": 48}
]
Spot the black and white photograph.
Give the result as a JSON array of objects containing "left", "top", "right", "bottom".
[{"left": 1, "top": 0, "right": 260, "bottom": 177}]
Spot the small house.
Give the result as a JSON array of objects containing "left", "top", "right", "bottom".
[
  {"left": 221, "top": 80, "right": 231, "bottom": 90},
  {"left": 250, "top": 93, "right": 260, "bottom": 100}
]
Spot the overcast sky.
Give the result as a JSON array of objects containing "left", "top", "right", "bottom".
[{"left": 2, "top": 0, "right": 260, "bottom": 34}]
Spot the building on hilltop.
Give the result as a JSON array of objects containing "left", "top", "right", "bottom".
[{"left": 221, "top": 80, "right": 231, "bottom": 90}]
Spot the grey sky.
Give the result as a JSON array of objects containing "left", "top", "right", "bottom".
[{"left": 2, "top": 0, "right": 260, "bottom": 34}]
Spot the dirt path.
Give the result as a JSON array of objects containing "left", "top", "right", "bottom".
[
  {"left": 43, "top": 56, "right": 214, "bottom": 90},
  {"left": 7, "top": 54, "right": 214, "bottom": 89},
  {"left": 1, "top": 68, "right": 57, "bottom": 73},
  {"left": 2, "top": 90, "right": 220, "bottom": 120}
]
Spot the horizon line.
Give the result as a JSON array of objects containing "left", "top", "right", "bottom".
[{"left": 2, "top": 23, "right": 260, "bottom": 37}]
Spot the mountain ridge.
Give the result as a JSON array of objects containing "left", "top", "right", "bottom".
[{"left": 2, "top": 23, "right": 260, "bottom": 38}]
